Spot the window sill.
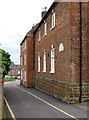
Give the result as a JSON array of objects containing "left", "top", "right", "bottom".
[
  {"left": 43, "top": 71, "right": 46, "bottom": 73},
  {"left": 50, "top": 71, "right": 55, "bottom": 74},
  {"left": 43, "top": 34, "right": 47, "bottom": 38},
  {"left": 50, "top": 26, "right": 55, "bottom": 31},
  {"left": 38, "top": 40, "right": 40, "bottom": 43}
]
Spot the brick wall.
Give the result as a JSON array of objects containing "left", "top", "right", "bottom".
[
  {"left": 87, "top": 1, "right": 89, "bottom": 101},
  {"left": 35, "top": 2, "right": 72, "bottom": 82},
  {"left": 26, "top": 34, "right": 34, "bottom": 87},
  {"left": 20, "top": 26, "right": 37, "bottom": 88},
  {"left": 0, "top": 83, "right": 4, "bottom": 119},
  {"left": 34, "top": 2, "right": 89, "bottom": 103},
  {"left": 20, "top": 2, "right": 89, "bottom": 103},
  {"left": 20, "top": 39, "right": 27, "bottom": 87}
]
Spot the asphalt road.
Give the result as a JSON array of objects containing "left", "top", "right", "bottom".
[{"left": 4, "top": 80, "right": 88, "bottom": 119}]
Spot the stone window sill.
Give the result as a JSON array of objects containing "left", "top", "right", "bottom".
[
  {"left": 50, "top": 26, "right": 55, "bottom": 31},
  {"left": 43, "top": 34, "right": 47, "bottom": 38},
  {"left": 38, "top": 40, "right": 40, "bottom": 43},
  {"left": 43, "top": 71, "right": 46, "bottom": 73},
  {"left": 50, "top": 71, "right": 55, "bottom": 74}
]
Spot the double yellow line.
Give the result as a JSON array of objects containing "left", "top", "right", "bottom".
[
  {"left": 16, "top": 86, "right": 79, "bottom": 120},
  {"left": 4, "top": 85, "right": 79, "bottom": 120},
  {"left": 4, "top": 96, "right": 16, "bottom": 120}
]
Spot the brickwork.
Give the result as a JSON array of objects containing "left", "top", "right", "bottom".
[
  {"left": 35, "top": 2, "right": 72, "bottom": 82},
  {"left": 70, "top": 2, "right": 80, "bottom": 83},
  {"left": 34, "top": 2, "right": 89, "bottom": 103},
  {"left": 20, "top": 2, "right": 89, "bottom": 103},
  {"left": 26, "top": 34, "right": 34, "bottom": 87},
  {"left": 20, "top": 26, "right": 37, "bottom": 87},
  {"left": 20, "top": 38, "right": 27, "bottom": 87},
  {"left": 88, "top": 2, "right": 89, "bottom": 102}
]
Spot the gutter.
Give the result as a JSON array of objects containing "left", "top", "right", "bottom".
[{"left": 79, "top": 2, "right": 82, "bottom": 103}]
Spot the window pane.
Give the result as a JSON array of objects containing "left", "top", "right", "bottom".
[
  {"left": 39, "top": 31, "right": 40, "bottom": 41},
  {"left": 51, "top": 48, "right": 55, "bottom": 73},
  {"left": 38, "top": 55, "right": 40, "bottom": 72},
  {"left": 24, "top": 71, "right": 26, "bottom": 81},
  {"left": 52, "top": 12, "right": 55, "bottom": 28},
  {"left": 44, "top": 23, "right": 46, "bottom": 35},
  {"left": 43, "top": 52, "right": 46, "bottom": 72},
  {"left": 25, "top": 40, "right": 26, "bottom": 49}
]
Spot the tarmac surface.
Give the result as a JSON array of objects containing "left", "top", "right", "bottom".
[{"left": 4, "top": 80, "right": 88, "bottom": 119}]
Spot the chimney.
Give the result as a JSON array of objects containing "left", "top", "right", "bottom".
[{"left": 41, "top": 7, "right": 47, "bottom": 19}]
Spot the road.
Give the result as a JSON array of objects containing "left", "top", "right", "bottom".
[{"left": 4, "top": 80, "right": 87, "bottom": 119}]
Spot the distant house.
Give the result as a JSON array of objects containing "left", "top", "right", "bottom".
[
  {"left": 20, "top": 2, "right": 89, "bottom": 103},
  {"left": 9, "top": 62, "right": 20, "bottom": 77}
]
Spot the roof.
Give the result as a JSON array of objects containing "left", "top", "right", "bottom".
[
  {"left": 20, "top": 2, "right": 58, "bottom": 45},
  {"left": 20, "top": 24, "right": 38, "bottom": 45},
  {"left": 14, "top": 65, "right": 20, "bottom": 71},
  {"left": 11, "top": 62, "right": 20, "bottom": 71},
  {"left": 20, "top": 36, "right": 27, "bottom": 46},
  {"left": 33, "top": 2, "right": 58, "bottom": 34}
]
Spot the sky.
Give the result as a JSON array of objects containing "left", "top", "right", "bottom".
[{"left": 0, "top": 0, "right": 54, "bottom": 64}]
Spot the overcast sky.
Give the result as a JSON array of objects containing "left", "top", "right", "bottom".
[{"left": 0, "top": 0, "right": 54, "bottom": 64}]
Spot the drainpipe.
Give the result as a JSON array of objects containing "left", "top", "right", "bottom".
[
  {"left": 33, "top": 33, "right": 35, "bottom": 88},
  {"left": 79, "top": 1, "right": 82, "bottom": 103}
]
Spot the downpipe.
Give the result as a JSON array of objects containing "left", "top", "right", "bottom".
[{"left": 79, "top": 1, "right": 82, "bottom": 103}]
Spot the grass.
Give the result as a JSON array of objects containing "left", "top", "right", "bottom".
[
  {"left": 4, "top": 77, "right": 15, "bottom": 82},
  {"left": 4, "top": 110, "right": 6, "bottom": 119}
]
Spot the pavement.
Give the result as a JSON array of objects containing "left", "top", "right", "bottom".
[
  {"left": 73, "top": 102, "right": 88, "bottom": 111},
  {"left": 4, "top": 80, "right": 88, "bottom": 119}
]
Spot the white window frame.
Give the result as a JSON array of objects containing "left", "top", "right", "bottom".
[
  {"left": 51, "top": 11, "right": 55, "bottom": 29},
  {"left": 21, "top": 70, "right": 22, "bottom": 79},
  {"left": 50, "top": 45, "right": 55, "bottom": 73},
  {"left": 25, "top": 40, "right": 26, "bottom": 49},
  {"left": 20, "top": 45, "right": 21, "bottom": 55},
  {"left": 21, "top": 57, "right": 22, "bottom": 65},
  {"left": 24, "top": 55, "right": 26, "bottom": 65},
  {"left": 38, "top": 30, "right": 41, "bottom": 42},
  {"left": 22, "top": 44, "right": 23, "bottom": 52},
  {"left": 24, "top": 71, "right": 26, "bottom": 81},
  {"left": 38, "top": 53, "right": 40, "bottom": 72},
  {"left": 43, "top": 21, "right": 47, "bottom": 37},
  {"left": 43, "top": 50, "right": 46, "bottom": 72}
]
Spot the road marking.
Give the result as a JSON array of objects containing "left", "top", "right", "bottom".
[
  {"left": 4, "top": 96, "right": 16, "bottom": 120},
  {"left": 16, "top": 86, "right": 79, "bottom": 120}
]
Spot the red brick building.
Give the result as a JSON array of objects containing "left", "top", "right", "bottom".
[
  {"left": 20, "top": 2, "right": 89, "bottom": 103},
  {"left": 9, "top": 62, "right": 20, "bottom": 77},
  {"left": 20, "top": 26, "right": 37, "bottom": 87}
]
